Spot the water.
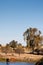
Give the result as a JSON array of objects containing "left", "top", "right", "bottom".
[{"left": 0, "top": 62, "right": 35, "bottom": 65}]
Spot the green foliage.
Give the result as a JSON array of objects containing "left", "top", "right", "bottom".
[
  {"left": 23, "top": 27, "right": 43, "bottom": 51},
  {"left": 0, "top": 58, "right": 6, "bottom": 62},
  {"left": 9, "top": 40, "right": 17, "bottom": 48},
  {"left": 0, "top": 44, "right": 2, "bottom": 47}
]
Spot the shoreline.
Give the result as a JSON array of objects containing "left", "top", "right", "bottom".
[{"left": 0, "top": 53, "right": 43, "bottom": 62}]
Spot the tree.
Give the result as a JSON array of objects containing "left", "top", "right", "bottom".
[
  {"left": 17, "top": 43, "right": 22, "bottom": 48},
  {"left": 0, "top": 44, "right": 2, "bottom": 47},
  {"left": 23, "top": 27, "right": 43, "bottom": 51},
  {"left": 9, "top": 40, "right": 17, "bottom": 48}
]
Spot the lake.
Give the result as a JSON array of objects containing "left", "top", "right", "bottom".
[{"left": 0, "top": 62, "right": 35, "bottom": 65}]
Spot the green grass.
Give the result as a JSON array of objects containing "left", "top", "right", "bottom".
[{"left": 0, "top": 58, "right": 6, "bottom": 62}]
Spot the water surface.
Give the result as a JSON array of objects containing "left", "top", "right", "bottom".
[{"left": 0, "top": 62, "right": 35, "bottom": 65}]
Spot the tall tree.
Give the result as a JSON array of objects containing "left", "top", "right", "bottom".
[{"left": 23, "top": 27, "right": 43, "bottom": 50}]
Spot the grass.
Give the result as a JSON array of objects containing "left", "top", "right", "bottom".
[{"left": 0, "top": 58, "right": 6, "bottom": 62}]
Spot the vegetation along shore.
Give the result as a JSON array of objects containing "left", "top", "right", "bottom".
[{"left": 0, "top": 27, "right": 43, "bottom": 62}]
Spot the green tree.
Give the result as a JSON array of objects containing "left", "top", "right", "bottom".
[
  {"left": 9, "top": 40, "right": 17, "bottom": 48},
  {"left": 18, "top": 43, "right": 22, "bottom": 48},
  {"left": 23, "top": 27, "right": 42, "bottom": 51}
]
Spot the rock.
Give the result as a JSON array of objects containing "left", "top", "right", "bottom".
[{"left": 35, "top": 58, "right": 43, "bottom": 65}]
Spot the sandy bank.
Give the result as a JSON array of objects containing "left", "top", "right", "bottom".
[{"left": 0, "top": 53, "right": 43, "bottom": 62}]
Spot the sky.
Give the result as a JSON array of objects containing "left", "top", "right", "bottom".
[{"left": 0, "top": 0, "right": 43, "bottom": 46}]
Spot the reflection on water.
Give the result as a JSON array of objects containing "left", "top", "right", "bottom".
[
  {"left": 0, "top": 62, "right": 34, "bottom": 65},
  {"left": 6, "top": 58, "right": 9, "bottom": 65},
  {"left": 6, "top": 62, "right": 9, "bottom": 65}
]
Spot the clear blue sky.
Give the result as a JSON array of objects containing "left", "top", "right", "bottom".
[{"left": 0, "top": 0, "right": 43, "bottom": 46}]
